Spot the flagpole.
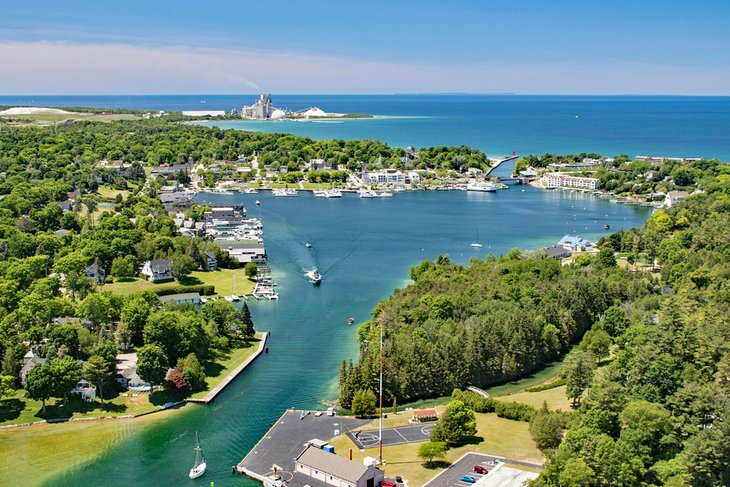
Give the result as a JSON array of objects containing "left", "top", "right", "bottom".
[{"left": 379, "top": 313, "right": 384, "bottom": 465}]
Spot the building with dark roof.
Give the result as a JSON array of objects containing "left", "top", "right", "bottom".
[
  {"left": 543, "top": 245, "right": 572, "bottom": 260},
  {"left": 141, "top": 259, "right": 173, "bottom": 282}
]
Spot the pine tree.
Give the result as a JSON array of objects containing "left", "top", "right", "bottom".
[{"left": 238, "top": 302, "right": 255, "bottom": 339}]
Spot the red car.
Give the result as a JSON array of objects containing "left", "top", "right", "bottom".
[
  {"left": 474, "top": 465, "right": 489, "bottom": 474},
  {"left": 381, "top": 481, "right": 396, "bottom": 487}
]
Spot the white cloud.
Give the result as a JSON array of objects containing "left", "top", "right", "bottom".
[{"left": 0, "top": 41, "right": 728, "bottom": 95}]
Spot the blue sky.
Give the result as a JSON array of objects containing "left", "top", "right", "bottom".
[{"left": 1, "top": 1, "right": 729, "bottom": 94}]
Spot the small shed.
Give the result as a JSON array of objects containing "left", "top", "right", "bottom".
[{"left": 413, "top": 408, "right": 438, "bottom": 422}]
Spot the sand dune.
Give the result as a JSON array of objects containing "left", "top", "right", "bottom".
[{"left": 0, "top": 107, "right": 73, "bottom": 115}]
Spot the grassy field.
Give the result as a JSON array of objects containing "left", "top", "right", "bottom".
[
  {"left": 96, "top": 186, "right": 129, "bottom": 201},
  {"left": 328, "top": 407, "right": 544, "bottom": 486},
  {"left": 190, "top": 333, "right": 264, "bottom": 399},
  {"left": 495, "top": 385, "right": 572, "bottom": 411},
  {"left": 103, "top": 268, "right": 256, "bottom": 297},
  {"left": 0, "top": 408, "right": 177, "bottom": 487}
]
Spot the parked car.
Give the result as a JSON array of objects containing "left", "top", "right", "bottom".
[
  {"left": 460, "top": 476, "right": 477, "bottom": 483},
  {"left": 381, "top": 481, "right": 396, "bottom": 487},
  {"left": 474, "top": 465, "right": 489, "bottom": 474}
]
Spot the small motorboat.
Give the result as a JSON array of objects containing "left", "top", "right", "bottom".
[
  {"left": 347, "top": 317, "right": 355, "bottom": 325},
  {"left": 189, "top": 432, "right": 206, "bottom": 479},
  {"left": 305, "top": 242, "right": 312, "bottom": 248},
  {"left": 255, "top": 200, "right": 261, "bottom": 206},
  {"left": 305, "top": 269, "right": 322, "bottom": 285},
  {"left": 604, "top": 224, "right": 611, "bottom": 230}
]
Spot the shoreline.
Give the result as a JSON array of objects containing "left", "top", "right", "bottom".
[{"left": 0, "top": 332, "right": 269, "bottom": 431}]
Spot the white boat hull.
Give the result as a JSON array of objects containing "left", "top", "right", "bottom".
[{"left": 189, "top": 462, "right": 206, "bottom": 479}]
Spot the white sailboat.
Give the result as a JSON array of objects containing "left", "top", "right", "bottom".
[
  {"left": 471, "top": 231, "right": 483, "bottom": 248},
  {"left": 188, "top": 432, "right": 207, "bottom": 479}
]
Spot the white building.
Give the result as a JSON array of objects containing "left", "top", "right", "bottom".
[
  {"left": 295, "top": 445, "right": 384, "bottom": 487},
  {"left": 363, "top": 169, "right": 405, "bottom": 186},
  {"left": 664, "top": 191, "right": 689, "bottom": 208},
  {"left": 542, "top": 172, "right": 599, "bottom": 190}
]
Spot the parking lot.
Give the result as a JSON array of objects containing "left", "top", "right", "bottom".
[
  {"left": 347, "top": 423, "right": 435, "bottom": 449},
  {"left": 423, "top": 453, "right": 503, "bottom": 487}
]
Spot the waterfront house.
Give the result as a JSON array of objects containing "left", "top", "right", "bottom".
[
  {"left": 71, "top": 380, "right": 97, "bottom": 402},
  {"left": 206, "top": 251, "right": 217, "bottom": 271},
  {"left": 84, "top": 261, "right": 106, "bottom": 286},
  {"left": 218, "top": 241, "right": 266, "bottom": 264},
  {"left": 557, "top": 235, "right": 593, "bottom": 252},
  {"left": 159, "top": 292, "right": 202, "bottom": 305},
  {"left": 295, "top": 444, "right": 385, "bottom": 487},
  {"left": 141, "top": 259, "right": 173, "bottom": 282},
  {"left": 664, "top": 191, "right": 689, "bottom": 208},
  {"left": 116, "top": 352, "right": 150, "bottom": 391},
  {"left": 543, "top": 245, "right": 573, "bottom": 260}
]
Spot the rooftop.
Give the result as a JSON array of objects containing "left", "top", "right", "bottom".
[{"left": 296, "top": 445, "right": 369, "bottom": 484}]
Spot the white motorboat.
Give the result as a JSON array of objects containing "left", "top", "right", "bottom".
[
  {"left": 305, "top": 268, "right": 322, "bottom": 285},
  {"left": 188, "top": 432, "right": 206, "bottom": 479},
  {"left": 378, "top": 191, "right": 393, "bottom": 198},
  {"left": 313, "top": 190, "right": 327, "bottom": 197},
  {"left": 305, "top": 242, "right": 312, "bottom": 248},
  {"left": 359, "top": 189, "right": 377, "bottom": 198},
  {"left": 466, "top": 182, "right": 498, "bottom": 192},
  {"left": 273, "top": 188, "right": 298, "bottom": 197},
  {"left": 324, "top": 189, "right": 342, "bottom": 198},
  {"left": 255, "top": 200, "right": 261, "bottom": 205}
]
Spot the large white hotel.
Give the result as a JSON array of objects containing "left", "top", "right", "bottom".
[{"left": 542, "top": 172, "right": 599, "bottom": 190}]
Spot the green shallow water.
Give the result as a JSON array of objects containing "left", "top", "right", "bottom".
[{"left": 41, "top": 187, "right": 651, "bottom": 486}]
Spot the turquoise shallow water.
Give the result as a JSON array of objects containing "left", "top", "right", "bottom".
[{"left": 45, "top": 187, "right": 651, "bottom": 487}]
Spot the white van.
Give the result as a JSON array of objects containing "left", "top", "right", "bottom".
[{"left": 326, "top": 407, "right": 335, "bottom": 416}]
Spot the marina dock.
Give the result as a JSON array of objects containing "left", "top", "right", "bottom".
[{"left": 237, "top": 410, "right": 369, "bottom": 486}]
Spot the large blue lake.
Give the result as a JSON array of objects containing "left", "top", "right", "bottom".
[
  {"left": 2, "top": 94, "right": 729, "bottom": 160},
  {"left": 6, "top": 94, "right": 715, "bottom": 486}
]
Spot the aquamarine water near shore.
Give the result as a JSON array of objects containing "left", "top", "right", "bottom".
[{"left": 43, "top": 186, "right": 651, "bottom": 487}]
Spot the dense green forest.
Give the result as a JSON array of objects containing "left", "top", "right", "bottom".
[
  {"left": 338, "top": 249, "right": 654, "bottom": 406},
  {"left": 340, "top": 166, "right": 730, "bottom": 485}
]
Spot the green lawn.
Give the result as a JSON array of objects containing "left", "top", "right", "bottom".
[
  {"left": 496, "top": 385, "right": 572, "bottom": 412},
  {"left": 0, "top": 388, "right": 157, "bottom": 426},
  {"left": 103, "top": 268, "right": 255, "bottom": 297},
  {"left": 328, "top": 407, "right": 544, "bottom": 487},
  {"left": 190, "top": 333, "right": 264, "bottom": 399},
  {"left": 96, "top": 186, "right": 129, "bottom": 201}
]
